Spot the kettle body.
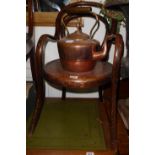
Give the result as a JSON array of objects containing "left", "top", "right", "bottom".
[
  {"left": 57, "top": 30, "right": 100, "bottom": 72},
  {"left": 57, "top": 11, "right": 108, "bottom": 72}
]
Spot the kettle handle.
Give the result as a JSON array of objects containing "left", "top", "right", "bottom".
[
  {"left": 61, "top": 8, "right": 100, "bottom": 38},
  {"left": 62, "top": 7, "right": 92, "bottom": 36},
  {"left": 61, "top": 18, "right": 70, "bottom": 36},
  {"left": 89, "top": 13, "right": 100, "bottom": 39},
  {"left": 65, "top": 7, "right": 100, "bottom": 39}
]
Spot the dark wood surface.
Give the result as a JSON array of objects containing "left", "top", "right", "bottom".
[{"left": 28, "top": 1, "right": 124, "bottom": 152}]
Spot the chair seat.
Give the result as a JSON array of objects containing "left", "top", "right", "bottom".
[{"left": 44, "top": 59, "right": 112, "bottom": 90}]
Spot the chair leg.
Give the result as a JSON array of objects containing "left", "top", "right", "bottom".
[
  {"left": 110, "top": 79, "right": 119, "bottom": 150},
  {"left": 98, "top": 86, "right": 103, "bottom": 102},
  {"left": 28, "top": 79, "right": 45, "bottom": 137},
  {"left": 61, "top": 87, "right": 66, "bottom": 100}
]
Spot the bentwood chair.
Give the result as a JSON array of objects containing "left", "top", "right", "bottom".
[{"left": 28, "top": 1, "right": 124, "bottom": 151}]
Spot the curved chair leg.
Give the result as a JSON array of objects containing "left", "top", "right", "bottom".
[{"left": 28, "top": 79, "right": 45, "bottom": 137}]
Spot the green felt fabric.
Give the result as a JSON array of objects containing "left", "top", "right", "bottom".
[{"left": 27, "top": 99, "right": 106, "bottom": 150}]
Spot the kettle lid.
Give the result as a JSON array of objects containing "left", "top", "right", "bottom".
[{"left": 65, "top": 29, "right": 90, "bottom": 41}]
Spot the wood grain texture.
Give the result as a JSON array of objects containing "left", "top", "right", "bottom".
[{"left": 26, "top": 12, "right": 83, "bottom": 27}]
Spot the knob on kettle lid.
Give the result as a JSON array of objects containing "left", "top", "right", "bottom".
[{"left": 65, "top": 29, "right": 90, "bottom": 40}]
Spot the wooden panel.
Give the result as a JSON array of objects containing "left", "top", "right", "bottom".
[{"left": 26, "top": 12, "right": 83, "bottom": 27}]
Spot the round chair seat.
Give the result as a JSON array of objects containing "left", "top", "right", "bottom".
[{"left": 44, "top": 59, "right": 112, "bottom": 90}]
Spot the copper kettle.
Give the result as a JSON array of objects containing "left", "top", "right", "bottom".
[{"left": 57, "top": 12, "right": 108, "bottom": 72}]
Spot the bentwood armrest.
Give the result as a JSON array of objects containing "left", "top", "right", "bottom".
[
  {"left": 35, "top": 34, "right": 57, "bottom": 77},
  {"left": 112, "top": 34, "right": 124, "bottom": 77}
]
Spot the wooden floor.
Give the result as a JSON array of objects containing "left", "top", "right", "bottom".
[{"left": 27, "top": 99, "right": 129, "bottom": 155}]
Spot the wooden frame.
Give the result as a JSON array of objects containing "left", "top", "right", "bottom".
[{"left": 26, "top": 0, "right": 83, "bottom": 27}]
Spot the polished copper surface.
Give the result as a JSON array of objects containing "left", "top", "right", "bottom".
[
  {"left": 57, "top": 29, "right": 101, "bottom": 72},
  {"left": 44, "top": 59, "right": 112, "bottom": 90}
]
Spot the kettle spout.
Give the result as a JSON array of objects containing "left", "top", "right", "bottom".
[
  {"left": 92, "top": 34, "right": 115, "bottom": 60},
  {"left": 92, "top": 45, "right": 107, "bottom": 60}
]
